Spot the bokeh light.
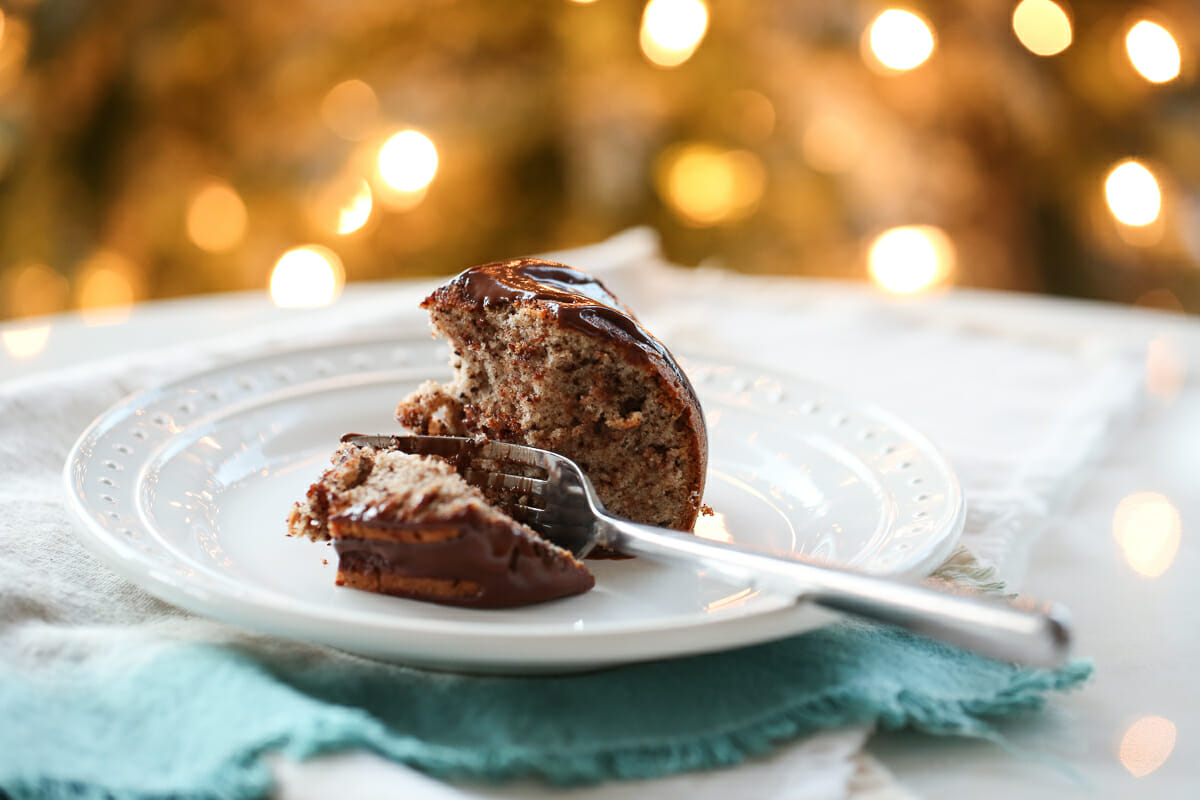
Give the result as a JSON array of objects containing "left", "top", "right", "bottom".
[
  {"left": 729, "top": 89, "right": 776, "bottom": 144},
  {"left": 77, "top": 251, "right": 140, "bottom": 326},
  {"left": 336, "top": 179, "right": 373, "bottom": 235},
  {"left": 5, "top": 263, "right": 69, "bottom": 318},
  {"left": 1134, "top": 288, "right": 1184, "bottom": 313},
  {"left": 1, "top": 2, "right": 1199, "bottom": 324},
  {"left": 867, "top": 10, "right": 935, "bottom": 72},
  {"left": 655, "top": 143, "right": 766, "bottom": 227},
  {"left": 1112, "top": 491, "right": 1181, "bottom": 578},
  {"left": 174, "top": 22, "right": 234, "bottom": 85},
  {"left": 378, "top": 130, "right": 439, "bottom": 193},
  {"left": 1119, "top": 716, "right": 1177, "bottom": 777},
  {"left": 802, "top": 113, "right": 865, "bottom": 173},
  {"left": 640, "top": 0, "right": 709, "bottom": 68},
  {"left": 311, "top": 176, "right": 373, "bottom": 235},
  {"left": 1126, "top": 21, "right": 1181, "bottom": 84},
  {"left": 269, "top": 246, "right": 345, "bottom": 308},
  {"left": 1012, "top": 0, "right": 1072, "bottom": 57},
  {"left": 320, "top": 79, "right": 379, "bottom": 142},
  {"left": 186, "top": 180, "right": 247, "bottom": 253},
  {"left": 1105, "top": 161, "right": 1161, "bottom": 227},
  {"left": 2, "top": 325, "right": 50, "bottom": 359},
  {"left": 0, "top": 12, "right": 29, "bottom": 97},
  {"left": 868, "top": 225, "right": 954, "bottom": 293}
]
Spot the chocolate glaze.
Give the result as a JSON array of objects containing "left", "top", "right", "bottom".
[
  {"left": 331, "top": 510, "right": 593, "bottom": 609},
  {"left": 429, "top": 259, "right": 700, "bottom": 402}
]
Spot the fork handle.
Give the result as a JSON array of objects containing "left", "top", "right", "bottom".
[{"left": 597, "top": 518, "right": 1071, "bottom": 668}]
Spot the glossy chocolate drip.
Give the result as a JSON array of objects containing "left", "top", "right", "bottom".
[
  {"left": 331, "top": 512, "right": 593, "bottom": 608},
  {"left": 438, "top": 259, "right": 693, "bottom": 389}
]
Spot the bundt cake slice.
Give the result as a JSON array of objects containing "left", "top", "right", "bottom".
[
  {"left": 287, "top": 440, "right": 594, "bottom": 608},
  {"left": 396, "top": 258, "right": 708, "bottom": 537}
]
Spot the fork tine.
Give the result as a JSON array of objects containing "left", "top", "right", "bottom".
[
  {"left": 503, "top": 504, "right": 547, "bottom": 527},
  {"left": 462, "top": 469, "right": 547, "bottom": 494},
  {"left": 469, "top": 439, "right": 557, "bottom": 469},
  {"left": 345, "top": 434, "right": 563, "bottom": 475},
  {"left": 501, "top": 505, "right": 594, "bottom": 545},
  {"left": 341, "top": 433, "right": 468, "bottom": 459},
  {"left": 500, "top": 500, "right": 594, "bottom": 527}
]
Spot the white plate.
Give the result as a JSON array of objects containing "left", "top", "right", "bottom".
[{"left": 64, "top": 336, "right": 964, "bottom": 673}]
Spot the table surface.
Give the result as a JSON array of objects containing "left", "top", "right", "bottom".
[{"left": 3, "top": 281, "right": 1197, "bottom": 798}]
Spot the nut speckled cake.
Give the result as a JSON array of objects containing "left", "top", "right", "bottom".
[
  {"left": 288, "top": 440, "right": 593, "bottom": 607},
  {"left": 396, "top": 259, "right": 708, "bottom": 543}
]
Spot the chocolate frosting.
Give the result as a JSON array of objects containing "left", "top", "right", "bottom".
[
  {"left": 430, "top": 258, "right": 699, "bottom": 399},
  {"left": 331, "top": 511, "right": 594, "bottom": 608}
]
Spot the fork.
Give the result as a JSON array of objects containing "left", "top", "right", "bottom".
[{"left": 345, "top": 434, "right": 1071, "bottom": 668}]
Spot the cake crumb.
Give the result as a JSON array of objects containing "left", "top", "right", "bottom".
[{"left": 699, "top": 504, "right": 715, "bottom": 516}]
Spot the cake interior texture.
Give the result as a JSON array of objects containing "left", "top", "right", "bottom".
[
  {"left": 396, "top": 260, "right": 707, "bottom": 534},
  {"left": 287, "top": 442, "right": 593, "bottom": 608}
]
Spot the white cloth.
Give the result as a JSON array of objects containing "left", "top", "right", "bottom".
[{"left": 0, "top": 229, "right": 1144, "bottom": 799}]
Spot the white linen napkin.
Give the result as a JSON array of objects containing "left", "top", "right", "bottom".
[{"left": 0, "top": 229, "right": 1143, "bottom": 799}]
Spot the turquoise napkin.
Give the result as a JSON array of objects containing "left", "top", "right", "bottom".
[{"left": 0, "top": 619, "right": 1090, "bottom": 799}]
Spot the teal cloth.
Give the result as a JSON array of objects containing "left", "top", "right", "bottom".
[{"left": 0, "top": 622, "right": 1090, "bottom": 800}]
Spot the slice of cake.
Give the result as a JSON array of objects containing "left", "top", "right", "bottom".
[
  {"left": 287, "top": 440, "right": 594, "bottom": 607},
  {"left": 396, "top": 258, "right": 708, "bottom": 544}
]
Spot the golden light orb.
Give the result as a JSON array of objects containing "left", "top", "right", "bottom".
[
  {"left": 6, "top": 263, "right": 69, "bottom": 318},
  {"left": 336, "top": 179, "right": 373, "bottom": 235},
  {"left": 1112, "top": 492, "right": 1181, "bottom": 578},
  {"left": 2, "top": 325, "right": 51, "bottom": 360},
  {"left": 640, "top": 0, "right": 709, "bottom": 68},
  {"left": 320, "top": 79, "right": 380, "bottom": 142},
  {"left": 730, "top": 89, "right": 776, "bottom": 144},
  {"left": 0, "top": 13, "right": 30, "bottom": 98},
  {"left": 868, "top": 225, "right": 954, "bottom": 293},
  {"left": 269, "top": 246, "right": 345, "bottom": 309},
  {"left": 186, "top": 181, "right": 247, "bottom": 253},
  {"left": 310, "top": 176, "right": 374, "bottom": 236},
  {"left": 77, "top": 252, "right": 139, "bottom": 326},
  {"left": 655, "top": 143, "right": 766, "bottom": 227},
  {"left": 1012, "top": 0, "right": 1072, "bottom": 57},
  {"left": 802, "top": 114, "right": 865, "bottom": 173},
  {"left": 1119, "top": 716, "right": 1177, "bottom": 777},
  {"left": 866, "top": 9, "right": 935, "bottom": 72},
  {"left": 1126, "top": 21, "right": 1181, "bottom": 84},
  {"left": 1105, "top": 160, "right": 1161, "bottom": 227},
  {"left": 378, "top": 130, "right": 439, "bottom": 193}
]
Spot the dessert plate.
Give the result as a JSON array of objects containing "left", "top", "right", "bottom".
[{"left": 64, "top": 336, "right": 964, "bottom": 673}]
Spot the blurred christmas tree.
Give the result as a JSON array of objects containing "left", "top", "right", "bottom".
[{"left": 0, "top": 0, "right": 1198, "bottom": 324}]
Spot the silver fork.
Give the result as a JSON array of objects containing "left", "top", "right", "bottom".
[{"left": 346, "top": 434, "right": 1072, "bottom": 668}]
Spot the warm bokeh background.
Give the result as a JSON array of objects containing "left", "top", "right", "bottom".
[{"left": 1, "top": 0, "right": 1199, "bottom": 326}]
